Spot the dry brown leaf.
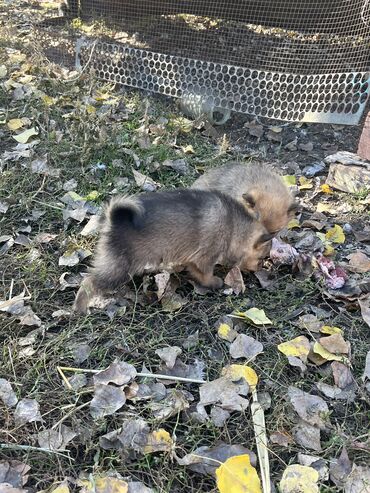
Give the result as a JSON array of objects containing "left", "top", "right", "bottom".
[
  {"left": 347, "top": 251, "right": 370, "bottom": 273},
  {"left": 288, "top": 387, "right": 329, "bottom": 429},
  {"left": 319, "top": 334, "right": 350, "bottom": 355},
  {"left": 229, "top": 334, "right": 263, "bottom": 360},
  {"left": 90, "top": 384, "right": 126, "bottom": 419},
  {"left": 358, "top": 297, "right": 370, "bottom": 328},
  {"left": 38, "top": 425, "right": 76, "bottom": 450},
  {"left": 329, "top": 448, "right": 352, "bottom": 488},
  {"left": 270, "top": 431, "right": 294, "bottom": 447},
  {"left": 0, "top": 379, "right": 18, "bottom": 407},
  {"left": 93, "top": 361, "right": 137, "bottom": 386},
  {"left": 155, "top": 346, "right": 182, "bottom": 369},
  {"left": 14, "top": 398, "right": 42, "bottom": 426},
  {"left": 293, "top": 420, "right": 322, "bottom": 452},
  {"left": 224, "top": 266, "right": 245, "bottom": 295}
]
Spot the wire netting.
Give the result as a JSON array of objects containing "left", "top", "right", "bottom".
[{"left": 32, "top": 0, "right": 370, "bottom": 123}]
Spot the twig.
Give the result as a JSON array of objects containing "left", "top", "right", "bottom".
[
  {"left": 251, "top": 389, "right": 271, "bottom": 493},
  {"left": 0, "top": 443, "right": 72, "bottom": 459},
  {"left": 57, "top": 366, "right": 206, "bottom": 384},
  {"left": 31, "top": 199, "right": 64, "bottom": 211},
  {"left": 30, "top": 175, "right": 47, "bottom": 200},
  {"left": 57, "top": 366, "right": 73, "bottom": 390}
]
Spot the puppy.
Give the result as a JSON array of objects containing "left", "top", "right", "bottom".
[
  {"left": 191, "top": 161, "right": 298, "bottom": 234},
  {"left": 73, "top": 189, "right": 272, "bottom": 314}
]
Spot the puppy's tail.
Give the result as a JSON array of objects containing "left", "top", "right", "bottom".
[{"left": 105, "top": 196, "right": 145, "bottom": 229}]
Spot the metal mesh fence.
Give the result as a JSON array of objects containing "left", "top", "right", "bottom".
[{"left": 33, "top": 0, "right": 370, "bottom": 124}]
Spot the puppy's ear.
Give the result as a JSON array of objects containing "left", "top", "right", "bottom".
[{"left": 242, "top": 192, "right": 257, "bottom": 210}]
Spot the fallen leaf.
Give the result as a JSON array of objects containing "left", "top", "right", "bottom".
[
  {"left": 177, "top": 443, "right": 257, "bottom": 475},
  {"left": 132, "top": 169, "right": 158, "bottom": 192},
  {"left": 37, "top": 424, "right": 76, "bottom": 450},
  {"left": 347, "top": 251, "right": 370, "bottom": 273},
  {"left": 293, "top": 420, "right": 322, "bottom": 452},
  {"left": 80, "top": 215, "right": 101, "bottom": 236},
  {"left": 33, "top": 232, "right": 57, "bottom": 244},
  {"left": 296, "top": 315, "right": 322, "bottom": 334},
  {"left": 217, "top": 320, "right": 238, "bottom": 342},
  {"left": 280, "top": 464, "right": 319, "bottom": 493},
  {"left": 12, "top": 127, "right": 38, "bottom": 144},
  {"left": 299, "top": 176, "right": 313, "bottom": 190},
  {"left": 0, "top": 201, "right": 9, "bottom": 214},
  {"left": 127, "top": 481, "right": 153, "bottom": 493},
  {"left": 199, "top": 376, "right": 249, "bottom": 412},
  {"left": 270, "top": 431, "right": 294, "bottom": 447},
  {"left": 319, "top": 334, "right": 350, "bottom": 354},
  {"left": 210, "top": 406, "right": 230, "bottom": 427},
  {"left": 326, "top": 162, "right": 370, "bottom": 193},
  {"left": 326, "top": 224, "right": 345, "bottom": 244},
  {"left": 162, "top": 159, "right": 190, "bottom": 175},
  {"left": 14, "top": 398, "right": 42, "bottom": 426},
  {"left": 90, "top": 384, "right": 126, "bottom": 419},
  {"left": 0, "top": 65, "right": 7, "bottom": 77},
  {"left": 99, "top": 418, "right": 149, "bottom": 453},
  {"left": 0, "top": 460, "right": 30, "bottom": 491},
  {"left": 155, "top": 346, "right": 182, "bottom": 369},
  {"left": 312, "top": 342, "right": 349, "bottom": 364},
  {"left": 216, "top": 454, "right": 262, "bottom": 493},
  {"left": 7, "top": 119, "right": 25, "bottom": 131},
  {"left": 362, "top": 351, "right": 370, "bottom": 381},
  {"left": 344, "top": 464, "right": 370, "bottom": 493},
  {"left": 93, "top": 361, "right": 137, "bottom": 386},
  {"left": 79, "top": 476, "right": 128, "bottom": 493},
  {"left": 278, "top": 336, "right": 310, "bottom": 362},
  {"left": 221, "top": 365, "right": 258, "bottom": 389},
  {"left": 229, "top": 334, "right": 263, "bottom": 360},
  {"left": 232, "top": 307, "right": 272, "bottom": 325},
  {"left": 288, "top": 387, "right": 329, "bottom": 429},
  {"left": 321, "top": 184, "right": 333, "bottom": 194},
  {"left": 224, "top": 266, "right": 245, "bottom": 295},
  {"left": 143, "top": 429, "right": 173, "bottom": 454},
  {"left": 359, "top": 297, "right": 370, "bottom": 328},
  {"left": 299, "top": 142, "right": 314, "bottom": 152},
  {"left": 148, "top": 389, "right": 190, "bottom": 419},
  {"left": 297, "top": 453, "right": 328, "bottom": 481},
  {"left": 246, "top": 122, "right": 264, "bottom": 139},
  {"left": 302, "top": 161, "right": 325, "bottom": 177},
  {"left": 332, "top": 362, "right": 355, "bottom": 389},
  {"left": 282, "top": 175, "right": 296, "bottom": 186},
  {"left": 154, "top": 271, "right": 170, "bottom": 300},
  {"left": 320, "top": 325, "right": 342, "bottom": 335},
  {"left": 0, "top": 379, "right": 18, "bottom": 407},
  {"left": 329, "top": 448, "right": 352, "bottom": 489},
  {"left": 287, "top": 218, "right": 300, "bottom": 229},
  {"left": 72, "top": 343, "right": 91, "bottom": 364}
]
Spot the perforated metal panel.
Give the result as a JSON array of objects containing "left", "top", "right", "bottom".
[
  {"left": 31, "top": 0, "right": 370, "bottom": 124},
  {"left": 76, "top": 40, "right": 370, "bottom": 124}
]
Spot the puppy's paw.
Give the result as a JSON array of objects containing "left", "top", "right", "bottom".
[{"left": 206, "top": 275, "right": 223, "bottom": 290}]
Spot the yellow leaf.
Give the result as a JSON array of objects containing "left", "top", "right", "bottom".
[
  {"left": 52, "top": 483, "right": 70, "bottom": 493},
  {"left": 233, "top": 308, "right": 272, "bottom": 325},
  {"left": 313, "top": 342, "right": 349, "bottom": 364},
  {"left": 143, "top": 429, "right": 173, "bottom": 454},
  {"left": 79, "top": 476, "right": 128, "bottom": 493},
  {"left": 325, "top": 224, "right": 345, "bottom": 244},
  {"left": 218, "top": 323, "right": 233, "bottom": 340},
  {"left": 278, "top": 336, "right": 310, "bottom": 360},
  {"left": 216, "top": 454, "right": 262, "bottom": 493},
  {"left": 181, "top": 144, "right": 195, "bottom": 154},
  {"left": 7, "top": 118, "right": 24, "bottom": 130},
  {"left": 0, "top": 65, "right": 7, "bottom": 78},
  {"left": 320, "top": 325, "right": 343, "bottom": 335},
  {"left": 13, "top": 127, "right": 38, "bottom": 143},
  {"left": 287, "top": 218, "right": 300, "bottom": 229},
  {"left": 85, "top": 190, "right": 100, "bottom": 201},
  {"left": 321, "top": 184, "right": 333, "bottom": 194},
  {"left": 282, "top": 175, "right": 296, "bottom": 186},
  {"left": 298, "top": 176, "right": 313, "bottom": 190},
  {"left": 280, "top": 464, "right": 319, "bottom": 493},
  {"left": 86, "top": 104, "right": 96, "bottom": 114},
  {"left": 316, "top": 202, "right": 336, "bottom": 214},
  {"left": 222, "top": 364, "right": 258, "bottom": 389},
  {"left": 42, "top": 94, "right": 55, "bottom": 106},
  {"left": 324, "top": 243, "right": 335, "bottom": 256}
]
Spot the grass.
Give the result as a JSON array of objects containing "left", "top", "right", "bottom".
[{"left": 1, "top": 2, "right": 370, "bottom": 492}]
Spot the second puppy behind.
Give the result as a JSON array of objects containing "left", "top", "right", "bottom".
[
  {"left": 74, "top": 189, "right": 272, "bottom": 314},
  {"left": 192, "top": 161, "right": 298, "bottom": 234}
]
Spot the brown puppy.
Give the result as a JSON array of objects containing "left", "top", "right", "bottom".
[
  {"left": 73, "top": 189, "right": 272, "bottom": 314},
  {"left": 192, "top": 161, "right": 298, "bottom": 234}
]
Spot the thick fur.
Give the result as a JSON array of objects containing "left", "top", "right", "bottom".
[
  {"left": 191, "top": 161, "right": 297, "bottom": 234},
  {"left": 74, "top": 189, "right": 272, "bottom": 313}
]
